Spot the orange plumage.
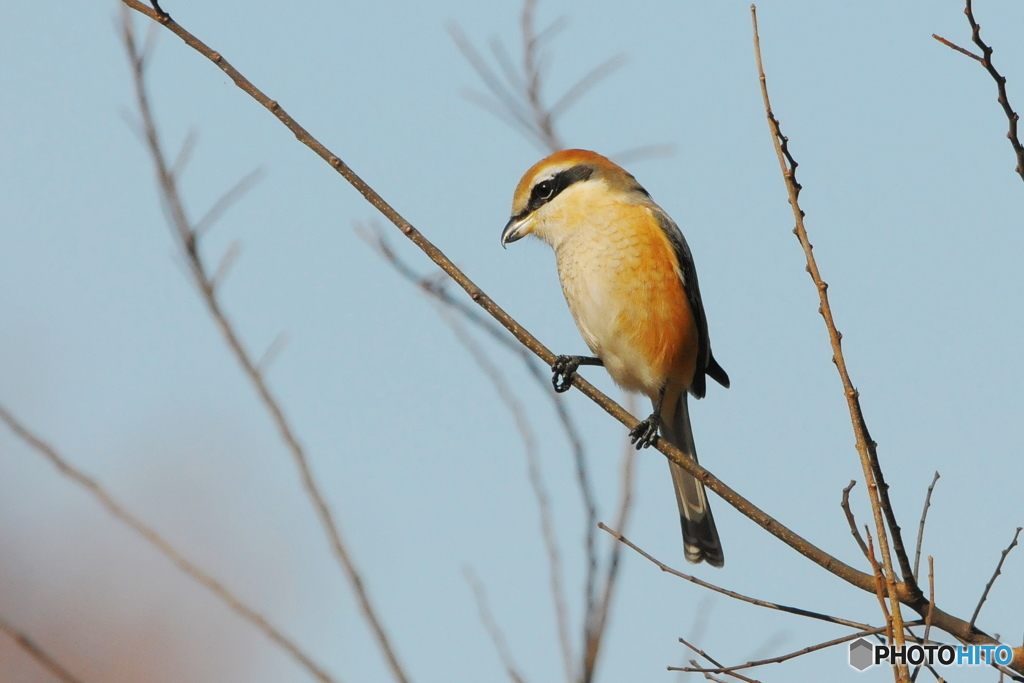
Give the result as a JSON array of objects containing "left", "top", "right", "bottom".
[{"left": 503, "top": 149, "right": 729, "bottom": 566}]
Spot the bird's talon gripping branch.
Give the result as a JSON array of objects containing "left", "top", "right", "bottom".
[
  {"left": 629, "top": 415, "right": 661, "bottom": 449},
  {"left": 551, "top": 355, "right": 581, "bottom": 392},
  {"left": 550, "top": 354, "right": 603, "bottom": 393}
]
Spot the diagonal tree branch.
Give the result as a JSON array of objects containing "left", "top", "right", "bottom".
[
  {"left": 751, "top": 7, "right": 912, "bottom": 678},
  {"left": 933, "top": 0, "right": 1024, "bottom": 182},
  {"left": 0, "top": 613, "right": 86, "bottom": 683},
  {"left": 0, "top": 402, "right": 338, "bottom": 683},
  {"left": 119, "top": 11, "right": 407, "bottom": 682},
  {"left": 116, "top": 3, "right": 1020, "bottom": 671}
]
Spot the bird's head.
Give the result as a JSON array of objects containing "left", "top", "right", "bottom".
[{"left": 501, "top": 149, "right": 650, "bottom": 248}]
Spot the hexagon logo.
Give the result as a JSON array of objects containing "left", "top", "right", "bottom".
[{"left": 849, "top": 638, "right": 874, "bottom": 671}]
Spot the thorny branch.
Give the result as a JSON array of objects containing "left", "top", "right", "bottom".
[
  {"left": 752, "top": 6, "right": 914, "bottom": 678},
  {"left": 118, "top": 1, "right": 1021, "bottom": 673},
  {"left": 933, "top": 0, "right": 1024, "bottom": 182},
  {"left": 0, "top": 402, "right": 338, "bottom": 683},
  {"left": 120, "top": 12, "right": 407, "bottom": 682}
]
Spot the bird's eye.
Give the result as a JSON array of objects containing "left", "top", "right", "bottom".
[{"left": 533, "top": 179, "right": 555, "bottom": 201}]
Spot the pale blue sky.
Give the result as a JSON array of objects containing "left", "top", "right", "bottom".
[{"left": 1, "top": 1, "right": 1022, "bottom": 681}]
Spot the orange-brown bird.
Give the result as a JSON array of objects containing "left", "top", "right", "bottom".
[{"left": 501, "top": 149, "right": 730, "bottom": 566}]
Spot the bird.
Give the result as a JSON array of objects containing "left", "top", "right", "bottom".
[{"left": 501, "top": 149, "right": 730, "bottom": 566}]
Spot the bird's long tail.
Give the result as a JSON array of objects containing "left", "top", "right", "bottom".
[{"left": 659, "top": 388, "right": 724, "bottom": 567}]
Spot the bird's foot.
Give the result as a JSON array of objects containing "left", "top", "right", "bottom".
[
  {"left": 629, "top": 413, "right": 661, "bottom": 450},
  {"left": 551, "top": 355, "right": 583, "bottom": 393}
]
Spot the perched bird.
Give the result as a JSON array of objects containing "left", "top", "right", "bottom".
[{"left": 501, "top": 149, "right": 730, "bottom": 566}]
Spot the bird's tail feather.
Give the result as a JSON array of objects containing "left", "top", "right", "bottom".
[{"left": 659, "top": 389, "right": 724, "bottom": 567}]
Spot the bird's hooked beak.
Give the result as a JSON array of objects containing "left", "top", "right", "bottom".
[{"left": 501, "top": 214, "right": 534, "bottom": 248}]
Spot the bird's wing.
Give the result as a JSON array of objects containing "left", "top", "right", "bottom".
[{"left": 650, "top": 207, "right": 729, "bottom": 396}]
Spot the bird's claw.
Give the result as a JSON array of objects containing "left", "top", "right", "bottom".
[
  {"left": 551, "top": 355, "right": 582, "bottom": 393},
  {"left": 629, "top": 417, "right": 660, "bottom": 450}
]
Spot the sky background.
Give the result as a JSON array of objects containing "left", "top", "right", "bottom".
[{"left": 1, "top": 1, "right": 1022, "bottom": 681}]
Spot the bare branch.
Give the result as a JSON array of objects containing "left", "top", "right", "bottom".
[
  {"left": 194, "top": 167, "right": 264, "bottom": 237},
  {"left": 675, "top": 622, "right": 924, "bottom": 677},
  {"left": 751, "top": 8, "right": 913, "bottom": 674},
  {"left": 0, "top": 614, "right": 86, "bottom": 683},
  {"left": 0, "top": 402, "right": 338, "bottom": 683},
  {"left": 969, "top": 527, "right": 1022, "bottom": 630},
  {"left": 119, "top": 12, "right": 407, "bottom": 681},
  {"left": 910, "top": 556, "right": 937, "bottom": 683},
  {"left": 357, "top": 223, "right": 604, "bottom": 677},
  {"left": 931, "top": 34, "right": 984, "bottom": 63},
  {"left": 933, "top": 0, "right": 1024, "bottom": 181},
  {"left": 117, "top": 3, "right": 1019, "bottom": 666},
  {"left": 913, "top": 472, "right": 940, "bottom": 582},
  {"left": 464, "top": 567, "right": 529, "bottom": 683},
  {"left": 841, "top": 480, "right": 870, "bottom": 560},
  {"left": 431, "top": 302, "right": 575, "bottom": 679},
  {"left": 676, "top": 638, "right": 761, "bottom": 683},
  {"left": 599, "top": 523, "right": 870, "bottom": 630},
  {"left": 582, "top": 399, "right": 638, "bottom": 683}
]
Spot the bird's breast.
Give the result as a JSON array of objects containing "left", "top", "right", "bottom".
[{"left": 551, "top": 206, "right": 698, "bottom": 397}]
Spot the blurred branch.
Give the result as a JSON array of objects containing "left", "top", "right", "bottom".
[
  {"left": 119, "top": 12, "right": 408, "bottom": 682},
  {"left": 117, "top": 2, "right": 1018, "bottom": 670},
  {"left": 752, "top": 8, "right": 913, "bottom": 675},
  {"left": 431, "top": 301, "right": 574, "bottom": 679},
  {"left": 449, "top": 0, "right": 624, "bottom": 153},
  {"left": 0, "top": 613, "right": 85, "bottom": 683},
  {"left": 933, "top": 0, "right": 1024, "bottom": 182},
  {"left": 0, "top": 402, "right": 338, "bottom": 683},
  {"left": 582, "top": 397, "right": 637, "bottom": 683},
  {"left": 464, "top": 567, "right": 528, "bottom": 683},
  {"left": 969, "top": 526, "right": 1022, "bottom": 631},
  {"left": 357, "top": 223, "right": 608, "bottom": 679}
]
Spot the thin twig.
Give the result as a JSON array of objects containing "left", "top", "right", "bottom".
[
  {"left": 432, "top": 303, "right": 575, "bottom": 680},
  {"left": 0, "top": 614, "right": 86, "bottom": 683},
  {"left": 969, "top": 527, "right": 1022, "bottom": 630},
  {"left": 841, "top": 480, "right": 870, "bottom": 560},
  {"left": 911, "top": 556, "right": 937, "bottom": 683},
  {"left": 356, "top": 223, "right": 603, "bottom": 674},
  {"left": 933, "top": 0, "right": 1024, "bottom": 181},
  {"left": 117, "top": 3, "right": 1019, "bottom": 666},
  {"left": 120, "top": 13, "right": 406, "bottom": 681},
  {"left": 864, "top": 530, "right": 894, "bottom": 646},
  {"left": 519, "top": 0, "right": 562, "bottom": 152},
  {"left": 751, "top": 8, "right": 912, "bottom": 676},
  {"left": 913, "top": 473, "right": 940, "bottom": 582},
  {"left": 600, "top": 523, "right": 870, "bottom": 631},
  {"left": 0, "top": 402, "right": 338, "bottom": 683},
  {"left": 450, "top": 0, "right": 625, "bottom": 154},
  {"left": 464, "top": 567, "right": 528, "bottom": 683},
  {"left": 675, "top": 622, "right": 925, "bottom": 676},
  {"left": 931, "top": 34, "right": 984, "bottom": 63},
  {"left": 676, "top": 638, "right": 761, "bottom": 683},
  {"left": 582, "top": 396, "right": 638, "bottom": 683}
]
